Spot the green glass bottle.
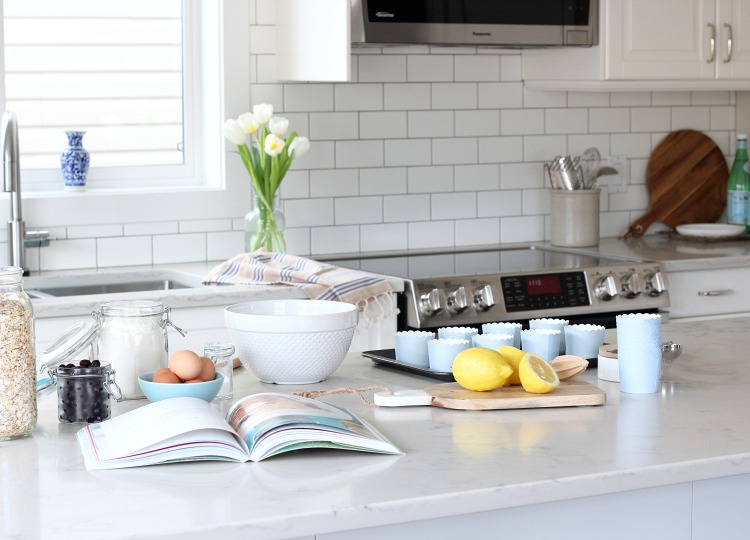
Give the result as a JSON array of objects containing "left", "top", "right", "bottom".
[{"left": 727, "top": 133, "right": 750, "bottom": 231}]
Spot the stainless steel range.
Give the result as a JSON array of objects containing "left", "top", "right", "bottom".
[{"left": 325, "top": 245, "right": 668, "bottom": 330}]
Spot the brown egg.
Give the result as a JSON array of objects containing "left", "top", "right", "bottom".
[
  {"left": 197, "top": 356, "right": 216, "bottom": 382},
  {"left": 153, "top": 367, "right": 181, "bottom": 384},
  {"left": 168, "top": 350, "right": 202, "bottom": 380},
  {"left": 184, "top": 378, "right": 204, "bottom": 384}
]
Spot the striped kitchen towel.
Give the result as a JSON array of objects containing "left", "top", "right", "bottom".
[{"left": 202, "top": 250, "right": 397, "bottom": 323}]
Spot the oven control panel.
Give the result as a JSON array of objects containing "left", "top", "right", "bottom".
[{"left": 403, "top": 262, "right": 670, "bottom": 329}]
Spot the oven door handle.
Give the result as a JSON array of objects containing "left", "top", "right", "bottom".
[{"left": 697, "top": 288, "right": 734, "bottom": 296}]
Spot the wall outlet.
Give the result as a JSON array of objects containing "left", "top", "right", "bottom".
[{"left": 605, "top": 155, "right": 629, "bottom": 194}]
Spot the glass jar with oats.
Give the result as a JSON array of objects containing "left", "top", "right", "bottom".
[{"left": 0, "top": 266, "right": 36, "bottom": 440}]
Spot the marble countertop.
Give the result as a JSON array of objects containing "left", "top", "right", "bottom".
[
  {"left": 5, "top": 316, "right": 750, "bottom": 539},
  {"left": 542, "top": 235, "right": 750, "bottom": 272}
]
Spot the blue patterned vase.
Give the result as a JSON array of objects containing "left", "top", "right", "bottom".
[{"left": 61, "top": 130, "right": 90, "bottom": 191}]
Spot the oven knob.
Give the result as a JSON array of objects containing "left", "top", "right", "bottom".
[
  {"left": 595, "top": 275, "right": 618, "bottom": 301},
  {"left": 644, "top": 271, "right": 668, "bottom": 297},
  {"left": 447, "top": 286, "right": 470, "bottom": 314},
  {"left": 420, "top": 288, "right": 447, "bottom": 317},
  {"left": 473, "top": 284, "right": 496, "bottom": 311},
  {"left": 620, "top": 272, "right": 643, "bottom": 299}
]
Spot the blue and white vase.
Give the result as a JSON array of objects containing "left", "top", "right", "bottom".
[{"left": 61, "top": 130, "right": 90, "bottom": 191}]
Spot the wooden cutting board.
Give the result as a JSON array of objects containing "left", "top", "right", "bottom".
[
  {"left": 374, "top": 379, "right": 606, "bottom": 410},
  {"left": 625, "top": 129, "right": 729, "bottom": 238}
]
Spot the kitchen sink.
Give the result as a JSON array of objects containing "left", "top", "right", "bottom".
[{"left": 24, "top": 270, "right": 204, "bottom": 299}]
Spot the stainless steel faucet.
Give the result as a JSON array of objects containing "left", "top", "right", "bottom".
[
  {"left": 2, "top": 111, "right": 51, "bottom": 275},
  {"left": 2, "top": 111, "right": 25, "bottom": 273}
]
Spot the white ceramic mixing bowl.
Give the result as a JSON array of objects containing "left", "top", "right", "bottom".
[{"left": 224, "top": 299, "right": 358, "bottom": 384}]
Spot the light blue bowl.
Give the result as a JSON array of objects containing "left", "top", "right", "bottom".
[{"left": 138, "top": 372, "right": 224, "bottom": 402}]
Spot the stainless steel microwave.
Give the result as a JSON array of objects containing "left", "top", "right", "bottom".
[{"left": 351, "top": 0, "right": 598, "bottom": 47}]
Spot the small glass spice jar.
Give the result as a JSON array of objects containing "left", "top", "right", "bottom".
[
  {"left": 203, "top": 342, "right": 235, "bottom": 401},
  {"left": 50, "top": 360, "right": 121, "bottom": 424}
]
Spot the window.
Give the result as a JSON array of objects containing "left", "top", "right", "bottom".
[{"left": 0, "top": 0, "right": 217, "bottom": 192}]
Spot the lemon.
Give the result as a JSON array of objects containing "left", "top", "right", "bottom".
[
  {"left": 519, "top": 352, "right": 560, "bottom": 394},
  {"left": 497, "top": 345, "right": 526, "bottom": 385},
  {"left": 452, "top": 347, "right": 513, "bottom": 392}
]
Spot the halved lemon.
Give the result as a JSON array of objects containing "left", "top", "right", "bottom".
[
  {"left": 497, "top": 345, "right": 526, "bottom": 385},
  {"left": 519, "top": 352, "right": 560, "bottom": 394}
]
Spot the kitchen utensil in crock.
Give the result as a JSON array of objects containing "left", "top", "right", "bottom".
[
  {"left": 625, "top": 130, "right": 728, "bottom": 238},
  {"left": 579, "top": 147, "right": 601, "bottom": 188}
]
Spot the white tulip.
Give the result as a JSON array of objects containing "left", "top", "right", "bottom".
[
  {"left": 223, "top": 119, "right": 246, "bottom": 145},
  {"left": 264, "top": 134, "right": 285, "bottom": 157},
  {"left": 237, "top": 112, "right": 259, "bottom": 134},
  {"left": 253, "top": 103, "right": 274, "bottom": 124},
  {"left": 268, "top": 116, "right": 289, "bottom": 137},
  {"left": 289, "top": 136, "right": 310, "bottom": 159}
]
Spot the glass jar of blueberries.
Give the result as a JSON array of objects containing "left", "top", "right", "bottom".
[{"left": 38, "top": 321, "right": 122, "bottom": 424}]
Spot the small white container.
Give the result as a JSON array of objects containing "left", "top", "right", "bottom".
[
  {"left": 472, "top": 333, "right": 514, "bottom": 350},
  {"left": 427, "top": 338, "right": 470, "bottom": 372}
]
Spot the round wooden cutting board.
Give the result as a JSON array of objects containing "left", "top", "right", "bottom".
[{"left": 625, "top": 130, "right": 729, "bottom": 238}]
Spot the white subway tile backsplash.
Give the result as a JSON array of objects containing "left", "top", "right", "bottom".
[
  {"left": 501, "top": 162, "right": 544, "bottom": 190},
  {"left": 567, "top": 92, "right": 610, "bottom": 108},
  {"left": 523, "top": 88, "right": 566, "bottom": 108},
  {"left": 250, "top": 84, "right": 284, "bottom": 111},
  {"left": 67, "top": 224, "right": 122, "bottom": 239},
  {"left": 692, "top": 91, "right": 731, "bottom": 105},
  {"left": 501, "top": 109, "right": 545, "bottom": 135},
  {"left": 652, "top": 92, "right": 691, "bottom": 106},
  {"left": 285, "top": 198, "right": 334, "bottom": 227},
  {"left": 335, "top": 83, "right": 383, "bottom": 111},
  {"left": 455, "top": 164, "right": 500, "bottom": 191},
  {"left": 610, "top": 92, "right": 651, "bottom": 107},
  {"left": 360, "top": 167, "right": 407, "bottom": 195},
  {"left": 310, "top": 168, "right": 359, "bottom": 198},
  {"left": 336, "top": 140, "right": 384, "bottom": 168},
  {"left": 384, "top": 83, "right": 431, "bottom": 110},
  {"left": 278, "top": 169, "right": 310, "bottom": 199},
  {"left": 360, "top": 111, "right": 407, "bottom": 139},
  {"left": 477, "top": 190, "right": 522, "bottom": 218},
  {"left": 408, "top": 220, "right": 454, "bottom": 249},
  {"left": 408, "top": 111, "right": 454, "bottom": 138},
  {"left": 631, "top": 107, "right": 671, "bottom": 132},
  {"left": 385, "top": 139, "right": 431, "bottom": 166},
  {"left": 455, "top": 110, "right": 500, "bottom": 137},
  {"left": 610, "top": 133, "right": 653, "bottom": 159},
  {"left": 710, "top": 106, "right": 735, "bottom": 130},
  {"left": 408, "top": 165, "right": 453, "bottom": 193},
  {"left": 124, "top": 222, "right": 178, "bottom": 236},
  {"left": 432, "top": 83, "right": 478, "bottom": 110},
  {"left": 154, "top": 233, "right": 206, "bottom": 265},
  {"left": 179, "top": 219, "right": 233, "bottom": 234},
  {"left": 360, "top": 223, "right": 408, "bottom": 252},
  {"left": 499, "top": 55, "right": 522, "bottom": 81},
  {"left": 478, "top": 136, "right": 524, "bottom": 164},
  {"left": 456, "top": 218, "right": 500, "bottom": 246},
  {"left": 671, "top": 106, "right": 710, "bottom": 131},
  {"left": 39, "top": 239, "right": 95, "bottom": 271},
  {"left": 335, "top": 196, "right": 383, "bottom": 225},
  {"left": 255, "top": 0, "right": 276, "bottom": 24},
  {"left": 283, "top": 84, "right": 334, "bottom": 112},
  {"left": 456, "top": 56, "right": 500, "bottom": 82},
  {"left": 589, "top": 107, "right": 630, "bottom": 133},
  {"left": 256, "top": 54, "right": 277, "bottom": 83},
  {"left": 97, "top": 236, "right": 150, "bottom": 268},
  {"left": 431, "top": 192, "right": 476, "bottom": 220},
  {"left": 284, "top": 227, "right": 311, "bottom": 256},
  {"left": 309, "top": 112, "right": 359, "bottom": 140},
  {"left": 407, "top": 55, "right": 453, "bottom": 82},
  {"left": 359, "top": 55, "right": 407, "bottom": 83},
  {"left": 432, "top": 137, "right": 478, "bottom": 165},
  {"left": 384, "top": 194, "right": 430, "bottom": 222},
  {"left": 500, "top": 215, "right": 545, "bottom": 243},
  {"left": 522, "top": 188, "right": 549, "bottom": 215},
  {"left": 567, "top": 134, "right": 611, "bottom": 157},
  {"left": 249, "top": 26, "right": 275, "bottom": 55},
  {"left": 545, "top": 108, "right": 588, "bottom": 135},
  {"left": 478, "top": 82, "right": 523, "bottom": 109},
  {"left": 523, "top": 135, "right": 567, "bottom": 162},
  {"left": 311, "top": 225, "right": 360, "bottom": 254},
  {"left": 207, "top": 231, "right": 244, "bottom": 261},
  {"left": 302, "top": 141, "right": 336, "bottom": 170}
]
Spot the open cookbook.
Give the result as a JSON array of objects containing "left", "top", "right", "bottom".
[{"left": 77, "top": 393, "right": 402, "bottom": 470}]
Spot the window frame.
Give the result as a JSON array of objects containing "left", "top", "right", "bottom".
[{"left": 0, "top": 0, "right": 251, "bottom": 227}]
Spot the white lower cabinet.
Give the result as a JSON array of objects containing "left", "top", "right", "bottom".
[
  {"left": 666, "top": 267, "right": 750, "bottom": 320},
  {"left": 693, "top": 473, "right": 750, "bottom": 540}
]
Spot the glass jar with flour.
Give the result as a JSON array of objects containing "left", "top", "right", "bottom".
[{"left": 94, "top": 300, "right": 185, "bottom": 399}]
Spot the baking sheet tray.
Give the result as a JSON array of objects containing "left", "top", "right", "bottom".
[{"left": 362, "top": 349, "right": 455, "bottom": 382}]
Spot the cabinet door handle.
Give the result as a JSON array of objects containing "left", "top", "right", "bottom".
[
  {"left": 707, "top": 23, "right": 716, "bottom": 63},
  {"left": 724, "top": 23, "right": 733, "bottom": 63},
  {"left": 697, "top": 288, "right": 734, "bottom": 296}
]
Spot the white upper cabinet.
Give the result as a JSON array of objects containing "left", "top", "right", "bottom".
[{"left": 522, "top": 0, "right": 750, "bottom": 90}]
